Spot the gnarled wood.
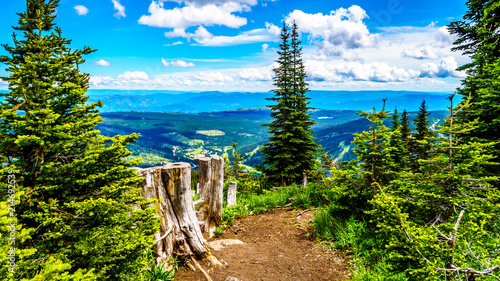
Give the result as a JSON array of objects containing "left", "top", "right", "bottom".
[
  {"left": 135, "top": 163, "right": 221, "bottom": 268},
  {"left": 195, "top": 155, "right": 224, "bottom": 237}
]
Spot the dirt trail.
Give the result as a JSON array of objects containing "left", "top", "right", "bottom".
[{"left": 175, "top": 208, "right": 350, "bottom": 281}]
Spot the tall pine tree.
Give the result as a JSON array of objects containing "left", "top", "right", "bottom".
[
  {"left": 410, "top": 100, "right": 434, "bottom": 170},
  {"left": 448, "top": 0, "right": 500, "bottom": 176},
  {"left": 0, "top": 1, "right": 158, "bottom": 280},
  {"left": 260, "top": 21, "right": 317, "bottom": 185},
  {"left": 389, "top": 108, "right": 409, "bottom": 171}
]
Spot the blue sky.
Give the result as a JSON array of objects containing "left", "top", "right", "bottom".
[{"left": 0, "top": 0, "right": 468, "bottom": 92}]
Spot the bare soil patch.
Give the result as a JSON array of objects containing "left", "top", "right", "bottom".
[{"left": 175, "top": 208, "right": 350, "bottom": 281}]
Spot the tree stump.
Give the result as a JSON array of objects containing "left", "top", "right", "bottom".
[
  {"left": 135, "top": 163, "right": 220, "bottom": 268},
  {"left": 227, "top": 182, "right": 237, "bottom": 206},
  {"left": 196, "top": 155, "right": 224, "bottom": 237}
]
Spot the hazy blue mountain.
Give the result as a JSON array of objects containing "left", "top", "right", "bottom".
[{"left": 87, "top": 90, "right": 453, "bottom": 113}]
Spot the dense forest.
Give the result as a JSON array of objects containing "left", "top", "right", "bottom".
[{"left": 1, "top": 0, "right": 500, "bottom": 280}]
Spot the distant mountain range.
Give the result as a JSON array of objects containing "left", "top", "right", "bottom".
[
  {"left": 87, "top": 90, "right": 455, "bottom": 113},
  {"left": 97, "top": 108, "right": 448, "bottom": 168}
]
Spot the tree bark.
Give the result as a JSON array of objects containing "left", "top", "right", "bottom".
[
  {"left": 135, "top": 163, "right": 220, "bottom": 268},
  {"left": 195, "top": 155, "right": 224, "bottom": 237},
  {"left": 227, "top": 181, "right": 237, "bottom": 206}
]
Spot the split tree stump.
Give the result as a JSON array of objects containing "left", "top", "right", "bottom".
[
  {"left": 135, "top": 163, "right": 220, "bottom": 268},
  {"left": 227, "top": 182, "right": 237, "bottom": 206},
  {"left": 195, "top": 155, "right": 224, "bottom": 238}
]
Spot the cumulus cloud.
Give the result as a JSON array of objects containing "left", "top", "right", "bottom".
[
  {"left": 397, "top": 25, "right": 456, "bottom": 61},
  {"left": 286, "top": 6, "right": 379, "bottom": 51},
  {"left": 93, "top": 59, "right": 111, "bottom": 66},
  {"left": 265, "top": 22, "right": 281, "bottom": 38},
  {"left": 402, "top": 45, "right": 439, "bottom": 60},
  {"left": 262, "top": 43, "right": 269, "bottom": 52},
  {"left": 138, "top": 1, "right": 250, "bottom": 30},
  {"left": 74, "top": 5, "right": 89, "bottom": 16},
  {"left": 112, "top": 0, "right": 126, "bottom": 18},
  {"left": 435, "top": 26, "right": 454, "bottom": 47},
  {"left": 117, "top": 71, "right": 149, "bottom": 80},
  {"left": 162, "top": 58, "right": 196, "bottom": 67},
  {"left": 419, "top": 56, "right": 464, "bottom": 78},
  {"left": 237, "top": 63, "right": 277, "bottom": 81},
  {"left": 305, "top": 60, "right": 420, "bottom": 82}
]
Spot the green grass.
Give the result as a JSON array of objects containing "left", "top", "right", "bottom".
[{"left": 219, "top": 180, "right": 408, "bottom": 280}]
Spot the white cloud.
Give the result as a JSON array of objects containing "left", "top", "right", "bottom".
[
  {"left": 419, "top": 56, "right": 465, "bottom": 78},
  {"left": 305, "top": 60, "right": 420, "bottom": 82},
  {"left": 162, "top": 58, "right": 196, "bottom": 67},
  {"left": 171, "top": 0, "right": 257, "bottom": 5},
  {"left": 196, "top": 72, "right": 233, "bottom": 82},
  {"left": 138, "top": 1, "right": 249, "bottom": 30},
  {"left": 93, "top": 59, "right": 111, "bottom": 66},
  {"left": 164, "top": 41, "right": 185, "bottom": 46},
  {"left": 237, "top": 63, "right": 277, "bottom": 81},
  {"left": 435, "top": 26, "right": 454, "bottom": 47},
  {"left": 165, "top": 26, "right": 273, "bottom": 46},
  {"left": 286, "top": 6, "right": 379, "bottom": 52},
  {"left": 262, "top": 43, "right": 269, "bottom": 52},
  {"left": 265, "top": 22, "right": 281, "bottom": 38},
  {"left": 117, "top": 71, "right": 149, "bottom": 80},
  {"left": 74, "top": 5, "right": 89, "bottom": 16},
  {"left": 86, "top": 62, "right": 461, "bottom": 92},
  {"left": 402, "top": 45, "right": 439, "bottom": 60},
  {"left": 112, "top": 0, "right": 126, "bottom": 18}
]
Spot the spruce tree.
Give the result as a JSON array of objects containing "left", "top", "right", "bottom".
[
  {"left": 260, "top": 21, "right": 317, "bottom": 185},
  {"left": 389, "top": 108, "right": 409, "bottom": 171},
  {"left": 448, "top": 0, "right": 500, "bottom": 175},
  {"left": 410, "top": 100, "right": 433, "bottom": 170},
  {"left": 229, "top": 140, "right": 244, "bottom": 179},
  {"left": 370, "top": 94, "right": 500, "bottom": 279},
  {"left": 400, "top": 109, "right": 411, "bottom": 147},
  {"left": 0, "top": 1, "right": 157, "bottom": 280},
  {"left": 353, "top": 100, "right": 394, "bottom": 190}
]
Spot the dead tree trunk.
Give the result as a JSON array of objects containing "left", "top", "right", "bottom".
[
  {"left": 135, "top": 163, "right": 220, "bottom": 268},
  {"left": 195, "top": 155, "right": 224, "bottom": 237},
  {"left": 227, "top": 182, "right": 237, "bottom": 206}
]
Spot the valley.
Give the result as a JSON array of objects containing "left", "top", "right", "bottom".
[{"left": 96, "top": 99, "right": 448, "bottom": 168}]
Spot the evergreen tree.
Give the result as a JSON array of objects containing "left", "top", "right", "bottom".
[
  {"left": 0, "top": 1, "right": 158, "bottom": 280},
  {"left": 448, "top": 0, "right": 500, "bottom": 175},
  {"left": 229, "top": 140, "right": 244, "bottom": 179},
  {"left": 411, "top": 100, "right": 433, "bottom": 170},
  {"left": 260, "top": 21, "right": 317, "bottom": 185},
  {"left": 353, "top": 100, "right": 394, "bottom": 190},
  {"left": 370, "top": 94, "right": 500, "bottom": 279},
  {"left": 389, "top": 108, "right": 409, "bottom": 171},
  {"left": 400, "top": 109, "right": 411, "bottom": 148}
]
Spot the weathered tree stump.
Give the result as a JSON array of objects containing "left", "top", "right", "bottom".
[
  {"left": 227, "top": 181, "right": 237, "bottom": 206},
  {"left": 135, "top": 163, "right": 220, "bottom": 269},
  {"left": 196, "top": 155, "right": 224, "bottom": 237}
]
